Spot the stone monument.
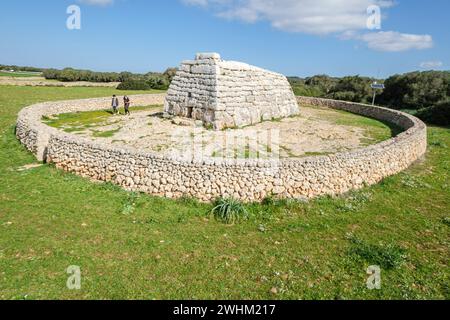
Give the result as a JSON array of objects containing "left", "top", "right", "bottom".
[{"left": 164, "top": 53, "right": 300, "bottom": 130}]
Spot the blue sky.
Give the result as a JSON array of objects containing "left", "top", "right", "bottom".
[{"left": 0, "top": 0, "right": 448, "bottom": 78}]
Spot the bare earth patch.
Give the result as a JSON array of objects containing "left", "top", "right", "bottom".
[
  {"left": 17, "top": 163, "right": 43, "bottom": 171},
  {"left": 44, "top": 105, "right": 394, "bottom": 159}
]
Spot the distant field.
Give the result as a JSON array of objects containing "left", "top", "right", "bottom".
[
  {"left": 0, "top": 85, "right": 448, "bottom": 300},
  {"left": 0, "top": 71, "right": 42, "bottom": 77}
]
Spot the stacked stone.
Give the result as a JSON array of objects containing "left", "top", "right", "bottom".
[
  {"left": 16, "top": 94, "right": 427, "bottom": 203},
  {"left": 16, "top": 94, "right": 167, "bottom": 161},
  {"left": 164, "top": 53, "right": 300, "bottom": 130}
]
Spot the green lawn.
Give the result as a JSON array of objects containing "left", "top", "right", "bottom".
[
  {"left": 0, "top": 85, "right": 448, "bottom": 300},
  {"left": 301, "top": 105, "right": 401, "bottom": 146},
  {"left": 43, "top": 105, "right": 163, "bottom": 133},
  {"left": 316, "top": 107, "right": 403, "bottom": 144}
]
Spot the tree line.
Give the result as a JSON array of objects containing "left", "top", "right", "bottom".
[
  {"left": 0, "top": 64, "right": 44, "bottom": 73},
  {"left": 2, "top": 63, "right": 448, "bottom": 125},
  {"left": 288, "top": 71, "right": 450, "bottom": 126},
  {"left": 41, "top": 67, "right": 178, "bottom": 90}
]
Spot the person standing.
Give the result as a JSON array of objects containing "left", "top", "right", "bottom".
[
  {"left": 112, "top": 95, "right": 119, "bottom": 114},
  {"left": 124, "top": 96, "right": 131, "bottom": 115}
]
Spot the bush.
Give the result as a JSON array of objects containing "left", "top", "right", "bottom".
[
  {"left": 305, "top": 74, "right": 338, "bottom": 94},
  {"left": 117, "top": 80, "right": 152, "bottom": 91},
  {"left": 327, "top": 76, "right": 375, "bottom": 104},
  {"left": 288, "top": 77, "right": 327, "bottom": 97},
  {"left": 163, "top": 68, "right": 178, "bottom": 82},
  {"left": 58, "top": 68, "right": 79, "bottom": 82},
  {"left": 119, "top": 72, "right": 133, "bottom": 82},
  {"left": 146, "top": 75, "right": 170, "bottom": 90},
  {"left": 42, "top": 69, "right": 59, "bottom": 80},
  {"left": 211, "top": 198, "right": 248, "bottom": 224},
  {"left": 289, "top": 75, "right": 379, "bottom": 103},
  {"left": 379, "top": 71, "right": 450, "bottom": 110},
  {"left": 292, "top": 83, "right": 324, "bottom": 97},
  {"left": 416, "top": 100, "right": 450, "bottom": 126}
]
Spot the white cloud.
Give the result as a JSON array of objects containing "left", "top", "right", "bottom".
[
  {"left": 358, "top": 31, "right": 433, "bottom": 52},
  {"left": 182, "top": 0, "right": 209, "bottom": 6},
  {"left": 183, "top": 0, "right": 395, "bottom": 35},
  {"left": 78, "top": 0, "right": 114, "bottom": 6},
  {"left": 182, "top": 0, "right": 434, "bottom": 52},
  {"left": 420, "top": 60, "right": 443, "bottom": 69},
  {"left": 341, "top": 31, "right": 433, "bottom": 52}
]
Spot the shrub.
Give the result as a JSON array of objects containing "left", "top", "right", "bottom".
[
  {"left": 146, "top": 74, "right": 170, "bottom": 90},
  {"left": 42, "top": 69, "right": 59, "bottom": 80},
  {"left": 211, "top": 198, "right": 248, "bottom": 224},
  {"left": 119, "top": 72, "right": 133, "bottom": 82},
  {"left": 163, "top": 67, "right": 178, "bottom": 82},
  {"left": 117, "top": 80, "right": 151, "bottom": 91},
  {"left": 379, "top": 71, "right": 450, "bottom": 110},
  {"left": 288, "top": 77, "right": 327, "bottom": 97},
  {"left": 291, "top": 83, "right": 324, "bottom": 97},
  {"left": 327, "top": 75, "right": 375, "bottom": 104},
  {"left": 58, "top": 68, "right": 80, "bottom": 82},
  {"left": 416, "top": 100, "right": 450, "bottom": 126},
  {"left": 305, "top": 74, "right": 338, "bottom": 94}
]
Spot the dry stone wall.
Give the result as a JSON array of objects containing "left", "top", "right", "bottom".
[
  {"left": 16, "top": 94, "right": 166, "bottom": 161},
  {"left": 164, "top": 53, "right": 299, "bottom": 130},
  {"left": 16, "top": 94, "right": 427, "bottom": 202}
]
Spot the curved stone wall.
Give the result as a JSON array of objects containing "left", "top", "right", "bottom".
[{"left": 16, "top": 94, "right": 427, "bottom": 202}]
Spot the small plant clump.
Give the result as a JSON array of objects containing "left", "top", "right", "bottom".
[
  {"left": 211, "top": 198, "right": 248, "bottom": 224},
  {"left": 120, "top": 192, "right": 140, "bottom": 215},
  {"left": 346, "top": 234, "right": 407, "bottom": 269},
  {"left": 442, "top": 217, "right": 450, "bottom": 227}
]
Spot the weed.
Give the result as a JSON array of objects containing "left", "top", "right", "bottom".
[
  {"left": 120, "top": 192, "right": 139, "bottom": 215},
  {"left": 430, "top": 140, "right": 447, "bottom": 148},
  {"left": 401, "top": 174, "right": 432, "bottom": 189},
  {"left": 92, "top": 128, "right": 121, "bottom": 138},
  {"left": 441, "top": 217, "right": 450, "bottom": 227},
  {"left": 211, "top": 198, "right": 248, "bottom": 224},
  {"left": 347, "top": 234, "right": 407, "bottom": 269}
]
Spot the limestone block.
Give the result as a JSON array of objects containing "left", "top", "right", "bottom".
[{"left": 165, "top": 53, "right": 299, "bottom": 130}]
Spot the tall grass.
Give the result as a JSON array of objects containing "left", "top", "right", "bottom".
[{"left": 211, "top": 198, "right": 248, "bottom": 224}]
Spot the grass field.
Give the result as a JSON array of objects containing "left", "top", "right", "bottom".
[
  {"left": 42, "top": 105, "right": 163, "bottom": 134},
  {"left": 0, "top": 85, "right": 448, "bottom": 300},
  {"left": 304, "top": 106, "right": 402, "bottom": 146},
  {"left": 0, "top": 71, "right": 42, "bottom": 78}
]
